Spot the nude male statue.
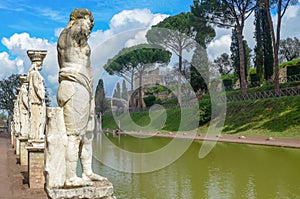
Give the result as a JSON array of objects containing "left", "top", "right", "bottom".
[{"left": 57, "top": 8, "right": 106, "bottom": 187}]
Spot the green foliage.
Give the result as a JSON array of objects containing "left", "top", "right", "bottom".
[
  {"left": 190, "top": 45, "right": 209, "bottom": 93},
  {"left": 143, "top": 95, "right": 156, "bottom": 107},
  {"left": 104, "top": 44, "right": 171, "bottom": 91},
  {"left": 198, "top": 98, "right": 211, "bottom": 125},
  {"left": 279, "top": 37, "right": 300, "bottom": 62},
  {"left": 279, "top": 58, "right": 300, "bottom": 69},
  {"left": 222, "top": 79, "right": 233, "bottom": 90},
  {"left": 231, "top": 28, "right": 251, "bottom": 83},
  {"left": 121, "top": 79, "right": 128, "bottom": 100},
  {"left": 213, "top": 53, "right": 233, "bottom": 76},
  {"left": 95, "top": 79, "right": 107, "bottom": 114},
  {"left": 254, "top": 6, "right": 274, "bottom": 83},
  {"left": 0, "top": 74, "right": 22, "bottom": 115},
  {"left": 113, "top": 82, "right": 121, "bottom": 98},
  {"left": 249, "top": 74, "right": 260, "bottom": 87},
  {"left": 287, "top": 65, "right": 300, "bottom": 81}
]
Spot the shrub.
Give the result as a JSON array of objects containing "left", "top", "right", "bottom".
[
  {"left": 223, "top": 79, "right": 233, "bottom": 90},
  {"left": 198, "top": 98, "right": 211, "bottom": 125},
  {"left": 144, "top": 95, "right": 156, "bottom": 107}
]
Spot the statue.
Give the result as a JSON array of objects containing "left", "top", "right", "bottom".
[
  {"left": 57, "top": 8, "right": 106, "bottom": 187},
  {"left": 19, "top": 76, "right": 30, "bottom": 138},
  {"left": 27, "top": 50, "right": 47, "bottom": 141}
]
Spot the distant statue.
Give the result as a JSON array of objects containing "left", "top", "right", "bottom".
[
  {"left": 57, "top": 8, "right": 106, "bottom": 187},
  {"left": 27, "top": 50, "right": 47, "bottom": 141},
  {"left": 13, "top": 98, "right": 20, "bottom": 136},
  {"left": 18, "top": 76, "right": 30, "bottom": 138}
]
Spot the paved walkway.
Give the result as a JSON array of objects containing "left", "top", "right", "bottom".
[{"left": 0, "top": 132, "right": 47, "bottom": 199}]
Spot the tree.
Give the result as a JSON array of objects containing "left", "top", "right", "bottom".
[
  {"left": 213, "top": 53, "right": 233, "bottom": 76},
  {"left": 261, "top": 0, "right": 299, "bottom": 92},
  {"left": 279, "top": 37, "right": 300, "bottom": 62},
  {"left": 113, "top": 82, "right": 121, "bottom": 99},
  {"left": 146, "top": 13, "right": 194, "bottom": 105},
  {"left": 146, "top": 12, "right": 214, "bottom": 104},
  {"left": 231, "top": 28, "right": 251, "bottom": 84},
  {"left": 95, "top": 79, "right": 107, "bottom": 132},
  {"left": 0, "top": 74, "right": 22, "bottom": 115},
  {"left": 106, "top": 44, "right": 171, "bottom": 108},
  {"left": 254, "top": 6, "right": 274, "bottom": 83},
  {"left": 192, "top": 0, "right": 257, "bottom": 96},
  {"left": 121, "top": 79, "right": 128, "bottom": 100},
  {"left": 95, "top": 79, "right": 107, "bottom": 115},
  {"left": 190, "top": 45, "right": 210, "bottom": 94}
]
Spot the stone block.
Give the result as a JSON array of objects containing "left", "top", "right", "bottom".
[
  {"left": 19, "top": 137, "right": 28, "bottom": 166},
  {"left": 27, "top": 145, "right": 45, "bottom": 189},
  {"left": 46, "top": 180, "right": 115, "bottom": 199}
]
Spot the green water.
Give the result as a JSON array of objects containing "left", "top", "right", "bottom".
[{"left": 92, "top": 133, "right": 300, "bottom": 199}]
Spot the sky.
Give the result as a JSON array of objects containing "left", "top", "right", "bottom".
[{"left": 0, "top": 0, "right": 300, "bottom": 105}]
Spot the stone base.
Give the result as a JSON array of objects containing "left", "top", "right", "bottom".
[
  {"left": 26, "top": 144, "right": 45, "bottom": 189},
  {"left": 45, "top": 180, "right": 115, "bottom": 199},
  {"left": 19, "top": 137, "right": 28, "bottom": 165}
]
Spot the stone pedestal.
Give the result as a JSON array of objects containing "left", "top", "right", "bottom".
[
  {"left": 15, "top": 135, "right": 20, "bottom": 155},
  {"left": 19, "top": 137, "right": 28, "bottom": 166},
  {"left": 26, "top": 142, "right": 45, "bottom": 189},
  {"left": 45, "top": 180, "right": 115, "bottom": 199}
]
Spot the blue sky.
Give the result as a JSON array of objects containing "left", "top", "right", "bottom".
[
  {"left": 0, "top": 0, "right": 192, "bottom": 52},
  {"left": 0, "top": 0, "right": 299, "bottom": 105}
]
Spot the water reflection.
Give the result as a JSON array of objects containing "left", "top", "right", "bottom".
[{"left": 92, "top": 133, "right": 300, "bottom": 199}]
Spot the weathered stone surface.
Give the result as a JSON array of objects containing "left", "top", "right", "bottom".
[
  {"left": 26, "top": 145, "right": 45, "bottom": 189},
  {"left": 46, "top": 180, "right": 115, "bottom": 199},
  {"left": 19, "top": 137, "right": 28, "bottom": 166},
  {"left": 45, "top": 107, "right": 68, "bottom": 188},
  {"left": 27, "top": 50, "right": 47, "bottom": 141},
  {"left": 56, "top": 8, "right": 108, "bottom": 188},
  {"left": 19, "top": 76, "right": 30, "bottom": 138}
]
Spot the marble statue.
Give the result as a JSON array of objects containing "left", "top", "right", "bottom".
[
  {"left": 45, "top": 107, "right": 68, "bottom": 188},
  {"left": 19, "top": 76, "right": 30, "bottom": 138},
  {"left": 57, "top": 8, "right": 106, "bottom": 187},
  {"left": 27, "top": 50, "right": 47, "bottom": 141},
  {"left": 13, "top": 97, "right": 20, "bottom": 136}
]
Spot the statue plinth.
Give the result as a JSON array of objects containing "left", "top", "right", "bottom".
[
  {"left": 18, "top": 136, "right": 29, "bottom": 165},
  {"left": 26, "top": 142, "right": 45, "bottom": 189},
  {"left": 45, "top": 180, "right": 115, "bottom": 199}
]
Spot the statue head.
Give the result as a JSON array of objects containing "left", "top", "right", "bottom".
[{"left": 70, "top": 8, "right": 94, "bottom": 31}]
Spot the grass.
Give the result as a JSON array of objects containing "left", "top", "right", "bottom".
[
  {"left": 222, "top": 96, "right": 300, "bottom": 138},
  {"left": 103, "top": 95, "right": 300, "bottom": 138}
]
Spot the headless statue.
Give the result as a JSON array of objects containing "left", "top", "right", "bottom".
[{"left": 57, "top": 8, "right": 106, "bottom": 187}]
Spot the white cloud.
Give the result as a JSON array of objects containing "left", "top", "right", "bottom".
[
  {"left": 0, "top": 8, "right": 168, "bottom": 106},
  {"left": 207, "top": 33, "right": 232, "bottom": 61},
  {"left": 206, "top": 4, "right": 300, "bottom": 61},
  {"left": 285, "top": 5, "right": 300, "bottom": 19}
]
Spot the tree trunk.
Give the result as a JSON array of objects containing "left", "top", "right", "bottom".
[
  {"left": 237, "top": 25, "right": 247, "bottom": 96},
  {"left": 138, "top": 71, "right": 143, "bottom": 108},
  {"left": 178, "top": 47, "right": 182, "bottom": 105},
  {"left": 264, "top": 0, "right": 280, "bottom": 93},
  {"left": 274, "top": 0, "right": 283, "bottom": 93}
]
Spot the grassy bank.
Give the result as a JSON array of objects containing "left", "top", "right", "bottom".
[{"left": 103, "top": 95, "right": 300, "bottom": 138}]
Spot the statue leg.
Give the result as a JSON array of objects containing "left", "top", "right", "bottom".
[
  {"left": 65, "top": 135, "right": 93, "bottom": 187},
  {"left": 80, "top": 131, "right": 107, "bottom": 182}
]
